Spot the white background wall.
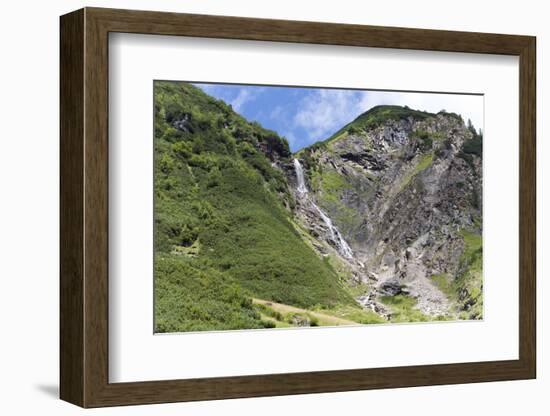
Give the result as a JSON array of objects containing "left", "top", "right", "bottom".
[{"left": 0, "top": 0, "right": 546, "bottom": 414}]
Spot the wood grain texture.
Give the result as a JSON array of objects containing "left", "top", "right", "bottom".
[
  {"left": 518, "top": 38, "right": 537, "bottom": 376},
  {"left": 88, "top": 7, "right": 532, "bottom": 54},
  {"left": 59, "top": 7, "right": 537, "bottom": 408},
  {"left": 59, "top": 8, "right": 85, "bottom": 407},
  {"left": 83, "top": 10, "right": 110, "bottom": 406}
]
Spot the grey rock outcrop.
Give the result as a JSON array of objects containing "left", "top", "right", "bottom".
[{"left": 290, "top": 107, "right": 483, "bottom": 320}]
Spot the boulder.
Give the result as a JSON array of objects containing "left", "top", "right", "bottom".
[{"left": 379, "top": 278, "right": 403, "bottom": 296}]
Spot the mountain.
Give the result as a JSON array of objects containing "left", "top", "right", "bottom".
[
  {"left": 295, "top": 105, "right": 483, "bottom": 320},
  {"left": 154, "top": 81, "right": 483, "bottom": 332},
  {"left": 154, "top": 81, "right": 383, "bottom": 333}
]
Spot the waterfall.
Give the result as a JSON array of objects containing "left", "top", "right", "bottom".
[
  {"left": 294, "top": 158, "right": 308, "bottom": 195},
  {"left": 293, "top": 158, "right": 354, "bottom": 259}
]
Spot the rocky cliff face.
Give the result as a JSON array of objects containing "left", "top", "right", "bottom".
[{"left": 291, "top": 106, "right": 483, "bottom": 320}]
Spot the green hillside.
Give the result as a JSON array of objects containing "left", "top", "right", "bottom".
[
  {"left": 154, "top": 81, "right": 356, "bottom": 332},
  {"left": 327, "top": 105, "right": 436, "bottom": 141}
]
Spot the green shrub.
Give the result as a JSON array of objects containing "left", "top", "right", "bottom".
[
  {"left": 457, "top": 151, "right": 473, "bottom": 166},
  {"left": 254, "top": 303, "right": 284, "bottom": 321},
  {"left": 380, "top": 294, "right": 429, "bottom": 323},
  {"left": 454, "top": 230, "right": 483, "bottom": 319},
  {"left": 172, "top": 141, "right": 192, "bottom": 159},
  {"left": 308, "top": 314, "right": 320, "bottom": 327},
  {"left": 347, "top": 126, "right": 360, "bottom": 135},
  {"left": 325, "top": 105, "right": 434, "bottom": 142},
  {"left": 261, "top": 320, "right": 276, "bottom": 329},
  {"left": 153, "top": 80, "right": 359, "bottom": 332},
  {"left": 237, "top": 141, "right": 256, "bottom": 157},
  {"left": 462, "top": 136, "right": 482, "bottom": 157},
  {"left": 158, "top": 154, "right": 175, "bottom": 173},
  {"left": 411, "top": 130, "right": 436, "bottom": 152},
  {"left": 438, "top": 110, "right": 463, "bottom": 122},
  {"left": 154, "top": 256, "right": 266, "bottom": 332}
]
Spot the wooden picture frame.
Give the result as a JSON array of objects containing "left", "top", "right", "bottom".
[{"left": 60, "top": 7, "right": 536, "bottom": 408}]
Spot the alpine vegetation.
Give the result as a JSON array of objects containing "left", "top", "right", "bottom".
[{"left": 154, "top": 81, "right": 483, "bottom": 332}]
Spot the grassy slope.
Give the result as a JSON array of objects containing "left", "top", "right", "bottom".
[
  {"left": 253, "top": 298, "right": 385, "bottom": 327},
  {"left": 309, "top": 169, "right": 361, "bottom": 236},
  {"left": 455, "top": 230, "right": 483, "bottom": 319},
  {"left": 397, "top": 152, "right": 434, "bottom": 194},
  {"left": 429, "top": 230, "right": 482, "bottom": 319},
  {"left": 154, "top": 81, "right": 357, "bottom": 332},
  {"left": 325, "top": 105, "right": 436, "bottom": 143},
  {"left": 380, "top": 295, "right": 429, "bottom": 323},
  {"left": 155, "top": 87, "right": 482, "bottom": 331}
]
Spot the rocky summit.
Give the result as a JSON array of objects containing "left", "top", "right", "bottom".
[{"left": 154, "top": 81, "right": 483, "bottom": 333}]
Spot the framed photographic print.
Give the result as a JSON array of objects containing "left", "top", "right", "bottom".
[{"left": 60, "top": 7, "right": 536, "bottom": 408}]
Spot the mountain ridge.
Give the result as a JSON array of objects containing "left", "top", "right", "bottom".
[
  {"left": 154, "top": 81, "right": 483, "bottom": 332},
  {"left": 293, "top": 104, "right": 482, "bottom": 318}
]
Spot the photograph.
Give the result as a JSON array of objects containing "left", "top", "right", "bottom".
[{"left": 153, "top": 80, "right": 484, "bottom": 333}]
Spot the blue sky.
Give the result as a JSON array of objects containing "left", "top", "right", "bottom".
[{"left": 195, "top": 83, "right": 483, "bottom": 152}]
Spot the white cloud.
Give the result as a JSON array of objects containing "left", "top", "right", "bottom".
[
  {"left": 269, "top": 105, "right": 284, "bottom": 120},
  {"left": 294, "top": 90, "right": 364, "bottom": 140},
  {"left": 231, "top": 89, "right": 252, "bottom": 112},
  {"left": 230, "top": 87, "right": 266, "bottom": 113},
  {"left": 294, "top": 89, "right": 484, "bottom": 144}
]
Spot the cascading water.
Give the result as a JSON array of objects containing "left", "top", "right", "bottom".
[
  {"left": 294, "top": 158, "right": 309, "bottom": 195},
  {"left": 293, "top": 159, "right": 354, "bottom": 259}
]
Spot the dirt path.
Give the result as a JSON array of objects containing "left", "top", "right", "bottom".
[{"left": 253, "top": 298, "right": 357, "bottom": 326}]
